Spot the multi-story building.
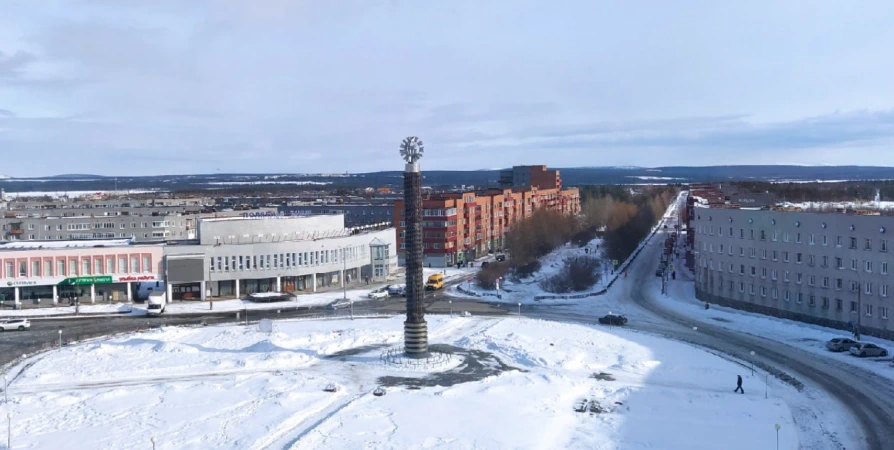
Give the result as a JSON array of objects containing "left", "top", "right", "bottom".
[
  {"left": 163, "top": 214, "right": 397, "bottom": 300},
  {"left": 692, "top": 204, "right": 894, "bottom": 339},
  {"left": 500, "top": 165, "right": 562, "bottom": 190},
  {"left": 278, "top": 202, "right": 394, "bottom": 227},
  {"left": 0, "top": 207, "right": 277, "bottom": 242},
  {"left": 393, "top": 185, "right": 580, "bottom": 267}
]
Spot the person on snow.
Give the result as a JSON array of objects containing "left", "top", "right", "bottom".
[{"left": 734, "top": 375, "right": 744, "bottom": 394}]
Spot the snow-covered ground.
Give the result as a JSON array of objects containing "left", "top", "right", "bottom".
[
  {"left": 779, "top": 200, "right": 894, "bottom": 211},
  {"left": 1, "top": 315, "right": 798, "bottom": 449},
  {"left": 455, "top": 238, "right": 606, "bottom": 303}
]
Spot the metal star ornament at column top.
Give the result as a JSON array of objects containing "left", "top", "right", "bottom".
[{"left": 400, "top": 136, "right": 424, "bottom": 163}]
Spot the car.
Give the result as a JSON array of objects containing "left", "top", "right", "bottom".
[
  {"left": 329, "top": 300, "right": 351, "bottom": 310},
  {"left": 367, "top": 288, "right": 388, "bottom": 300},
  {"left": 849, "top": 343, "right": 888, "bottom": 357},
  {"left": 598, "top": 314, "right": 627, "bottom": 325},
  {"left": 387, "top": 284, "right": 406, "bottom": 297},
  {"left": 481, "top": 261, "right": 490, "bottom": 268},
  {"left": 655, "top": 268, "right": 663, "bottom": 277},
  {"left": 825, "top": 338, "right": 861, "bottom": 352},
  {"left": 0, "top": 319, "right": 30, "bottom": 331},
  {"left": 495, "top": 254, "right": 506, "bottom": 262}
]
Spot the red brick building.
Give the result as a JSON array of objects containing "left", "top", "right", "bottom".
[{"left": 394, "top": 185, "right": 580, "bottom": 267}]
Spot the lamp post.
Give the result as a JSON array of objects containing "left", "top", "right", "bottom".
[
  {"left": 774, "top": 423, "right": 781, "bottom": 450},
  {"left": 750, "top": 351, "right": 755, "bottom": 376},
  {"left": 6, "top": 412, "right": 10, "bottom": 449},
  {"left": 3, "top": 375, "right": 6, "bottom": 402},
  {"left": 765, "top": 373, "right": 769, "bottom": 399},
  {"left": 449, "top": 300, "right": 453, "bottom": 316},
  {"left": 151, "top": 436, "right": 156, "bottom": 450},
  {"left": 517, "top": 302, "right": 521, "bottom": 317},
  {"left": 58, "top": 330, "right": 62, "bottom": 350},
  {"left": 350, "top": 299, "right": 354, "bottom": 320}
]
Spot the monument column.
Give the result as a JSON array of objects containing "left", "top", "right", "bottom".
[{"left": 401, "top": 136, "right": 429, "bottom": 357}]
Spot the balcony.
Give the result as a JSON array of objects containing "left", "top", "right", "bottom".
[{"left": 6, "top": 229, "right": 23, "bottom": 235}]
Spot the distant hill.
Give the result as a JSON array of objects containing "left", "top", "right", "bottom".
[{"left": 1, "top": 165, "right": 893, "bottom": 194}]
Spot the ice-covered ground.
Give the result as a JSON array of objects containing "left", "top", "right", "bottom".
[{"left": 1, "top": 315, "right": 798, "bottom": 450}]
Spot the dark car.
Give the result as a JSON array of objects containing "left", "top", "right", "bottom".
[
  {"left": 481, "top": 261, "right": 490, "bottom": 268},
  {"left": 655, "top": 268, "right": 663, "bottom": 277},
  {"left": 495, "top": 254, "right": 506, "bottom": 262},
  {"left": 598, "top": 314, "right": 627, "bottom": 325}
]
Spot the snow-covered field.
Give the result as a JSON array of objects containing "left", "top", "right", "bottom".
[{"left": 0, "top": 315, "right": 797, "bottom": 450}]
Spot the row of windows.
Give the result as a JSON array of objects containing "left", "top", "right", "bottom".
[
  {"left": 697, "top": 225, "right": 890, "bottom": 252},
  {"left": 210, "top": 246, "right": 367, "bottom": 273},
  {"left": 702, "top": 259, "right": 890, "bottom": 296},
  {"left": 716, "top": 281, "right": 890, "bottom": 319},
  {"left": 10, "top": 221, "right": 177, "bottom": 232},
  {"left": 2, "top": 255, "right": 152, "bottom": 279},
  {"left": 701, "top": 243, "right": 890, "bottom": 274}
]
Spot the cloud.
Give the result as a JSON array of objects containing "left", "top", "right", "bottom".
[{"left": 0, "top": 0, "right": 893, "bottom": 176}]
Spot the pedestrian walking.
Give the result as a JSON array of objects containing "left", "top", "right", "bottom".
[
  {"left": 854, "top": 328, "right": 861, "bottom": 341},
  {"left": 672, "top": 271, "right": 676, "bottom": 280},
  {"left": 734, "top": 375, "right": 744, "bottom": 394}
]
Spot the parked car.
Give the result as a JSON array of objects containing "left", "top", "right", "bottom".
[
  {"left": 481, "top": 261, "right": 490, "bottom": 268},
  {"left": 495, "top": 254, "right": 506, "bottom": 262},
  {"left": 368, "top": 288, "right": 389, "bottom": 300},
  {"left": 849, "top": 343, "right": 888, "bottom": 357},
  {"left": 655, "top": 268, "right": 663, "bottom": 277},
  {"left": 598, "top": 314, "right": 628, "bottom": 325},
  {"left": 825, "top": 337, "right": 860, "bottom": 352},
  {"left": 329, "top": 300, "right": 351, "bottom": 310},
  {"left": 0, "top": 319, "right": 30, "bottom": 332},
  {"left": 387, "top": 284, "right": 406, "bottom": 297}
]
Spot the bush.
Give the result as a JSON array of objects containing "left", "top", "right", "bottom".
[
  {"left": 539, "top": 256, "right": 601, "bottom": 293},
  {"left": 476, "top": 262, "right": 510, "bottom": 290},
  {"left": 505, "top": 209, "right": 579, "bottom": 268},
  {"left": 514, "top": 260, "right": 542, "bottom": 279}
]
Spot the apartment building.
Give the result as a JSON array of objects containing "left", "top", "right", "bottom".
[
  {"left": 499, "top": 165, "right": 562, "bottom": 190},
  {"left": 692, "top": 205, "right": 894, "bottom": 339},
  {"left": 393, "top": 185, "right": 580, "bottom": 267}
]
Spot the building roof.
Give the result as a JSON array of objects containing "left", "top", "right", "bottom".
[{"left": 0, "top": 238, "right": 138, "bottom": 250}]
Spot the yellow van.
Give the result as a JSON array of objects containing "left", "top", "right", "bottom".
[{"left": 425, "top": 273, "right": 444, "bottom": 290}]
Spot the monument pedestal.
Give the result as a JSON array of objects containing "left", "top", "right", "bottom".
[{"left": 404, "top": 320, "right": 429, "bottom": 356}]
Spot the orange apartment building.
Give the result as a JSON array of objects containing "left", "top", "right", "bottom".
[{"left": 393, "top": 185, "right": 580, "bottom": 267}]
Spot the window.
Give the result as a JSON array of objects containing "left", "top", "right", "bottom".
[
  {"left": 822, "top": 277, "right": 829, "bottom": 288},
  {"left": 865, "top": 238, "right": 872, "bottom": 251},
  {"left": 728, "top": 263, "right": 734, "bottom": 273},
  {"left": 771, "top": 269, "right": 778, "bottom": 280},
  {"left": 797, "top": 292, "right": 803, "bottom": 304},
  {"left": 106, "top": 258, "right": 115, "bottom": 274},
  {"left": 772, "top": 250, "right": 778, "bottom": 261},
  {"left": 719, "top": 244, "right": 724, "bottom": 253},
  {"left": 836, "top": 299, "right": 843, "bottom": 311},
  {"left": 865, "top": 304, "right": 873, "bottom": 316},
  {"left": 760, "top": 286, "right": 767, "bottom": 297},
  {"left": 32, "top": 261, "right": 40, "bottom": 277},
  {"left": 740, "top": 229, "right": 744, "bottom": 239},
  {"left": 739, "top": 247, "right": 745, "bottom": 257},
  {"left": 783, "top": 251, "right": 789, "bottom": 262},
  {"left": 772, "top": 287, "right": 778, "bottom": 299},
  {"left": 761, "top": 249, "right": 767, "bottom": 260},
  {"left": 881, "top": 284, "right": 888, "bottom": 297},
  {"left": 760, "top": 230, "right": 766, "bottom": 240},
  {"left": 796, "top": 253, "right": 802, "bottom": 263},
  {"left": 784, "top": 271, "right": 790, "bottom": 282},
  {"left": 865, "top": 283, "right": 873, "bottom": 295},
  {"left": 808, "top": 254, "right": 815, "bottom": 266},
  {"left": 119, "top": 257, "right": 127, "bottom": 273},
  {"left": 238, "top": 256, "right": 244, "bottom": 271},
  {"left": 131, "top": 256, "right": 139, "bottom": 273},
  {"left": 784, "top": 290, "right": 791, "bottom": 301},
  {"left": 850, "top": 301, "right": 857, "bottom": 313},
  {"left": 836, "top": 257, "right": 843, "bottom": 269},
  {"left": 739, "top": 282, "right": 745, "bottom": 293},
  {"left": 866, "top": 261, "right": 873, "bottom": 273},
  {"left": 809, "top": 233, "right": 815, "bottom": 245},
  {"left": 836, "top": 236, "right": 843, "bottom": 247},
  {"left": 883, "top": 262, "right": 889, "bottom": 275},
  {"left": 83, "top": 259, "right": 91, "bottom": 275},
  {"left": 822, "top": 235, "right": 828, "bottom": 246},
  {"left": 95, "top": 258, "right": 103, "bottom": 275},
  {"left": 740, "top": 264, "right": 745, "bottom": 275},
  {"left": 750, "top": 248, "right": 756, "bottom": 258},
  {"left": 836, "top": 278, "right": 843, "bottom": 290},
  {"left": 851, "top": 259, "right": 857, "bottom": 270},
  {"left": 783, "top": 232, "right": 789, "bottom": 242},
  {"left": 808, "top": 275, "right": 815, "bottom": 286},
  {"left": 822, "top": 297, "right": 829, "bottom": 309},
  {"left": 142, "top": 256, "right": 151, "bottom": 273},
  {"left": 822, "top": 256, "right": 828, "bottom": 267},
  {"left": 772, "top": 230, "right": 778, "bottom": 242},
  {"left": 850, "top": 237, "right": 857, "bottom": 249},
  {"left": 749, "top": 284, "right": 755, "bottom": 295},
  {"left": 796, "top": 273, "right": 803, "bottom": 284},
  {"left": 57, "top": 259, "right": 65, "bottom": 277},
  {"left": 761, "top": 267, "right": 767, "bottom": 279},
  {"left": 750, "top": 266, "right": 756, "bottom": 276},
  {"left": 70, "top": 259, "right": 78, "bottom": 277},
  {"left": 882, "top": 306, "right": 889, "bottom": 320},
  {"left": 796, "top": 232, "right": 801, "bottom": 244},
  {"left": 882, "top": 240, "right": 888, "bottom": 252},
  {"left": 851, "top": 281, "right": 858, "bottom": 292},
  {"left": 809, "top": 295, "right": 815, "bottom": 307}
]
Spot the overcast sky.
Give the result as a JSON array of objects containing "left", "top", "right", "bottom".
[{"left": 1, "top": 0, "right": 893, "bottom": 176}]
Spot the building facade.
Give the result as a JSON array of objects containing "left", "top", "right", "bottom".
[
  {"left": 278, "top": 203, "right": 393, "bottom": 227},
  {"left": 0, "top": 239, "right": 164, "bottom": 305},
  {"left": 499, "top": 165, "right": 562, "bottom": 190},
  {"left": 692, "top": 206, "right": 894, "bottom": 339},
  {"left": 163, "top": 214, "right": 398, "bottom": 300},
  {"left": 393, "top": 185, "right": 580, "bottom": 267}
]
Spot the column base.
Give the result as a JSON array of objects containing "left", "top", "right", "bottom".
[{"left": 403, "top": 320, "right": 429, "bottom": 356}]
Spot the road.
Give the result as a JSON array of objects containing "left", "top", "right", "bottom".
[{"left": 524, "top": 221, "right": 894, "bottom": 450}]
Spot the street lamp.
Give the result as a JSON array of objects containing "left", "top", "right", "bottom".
[
  {"left": 2, "top": 375, "right": 6, "bottom": 402},
  {"left": 6, "top": 413, "right": 10, "bottom": 450},
  {"left": 151, "top": 436, "right": 156, "bottom": 450},
  {"left": 775, "top": 423, "right": 781, "bottom": 450},
  {"left": 517, "top": 302, "right": 521, "bottom": 317},
  {"left": 58, "top": 330, "right": 62, "bottom": 350},
  {"left": 350, "top": 299, "right": 354, "bottom": 320},
  {"left": 750, "top": 351, "right": 755, "bottom": 376},
  {"left": 449, "top": 300, "right": 453, "bottom": 316}
]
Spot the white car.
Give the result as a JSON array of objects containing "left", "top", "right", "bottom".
[
  {"left": 368, "top": 288, "right": 389, "bottom": 300},
  {"left": 0, "top": 319, "right": 30, "bottom": 331}
]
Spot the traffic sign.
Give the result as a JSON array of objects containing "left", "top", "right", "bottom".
[{"left": 612, "top": 260, "right": 619, "bottom": 267}]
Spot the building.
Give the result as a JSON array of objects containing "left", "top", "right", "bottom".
[
  {"left": 0, "top": 206, "right": 277, "bottom": 242},
  {"left": 691, "top": 204, "right": 894, "bottom": 339},
  {"left": 278, "top": 203, "right": 393, "bottom": 227},
  {"left": 500, "top": 165, "right": 562, "bottom": 190},
  {"left": 0, "top": 239, "right": 164, "bottom": 305},
  {"left": 393, "top": 185, "right": 580, "bottom": 267},
  {"left": 163, "top": 214, "right": 397, "bottom": 300}
]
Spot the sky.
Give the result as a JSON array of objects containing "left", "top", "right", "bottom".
[{"left": 1, "top": 0, "right": 893, "bottom": 177}]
